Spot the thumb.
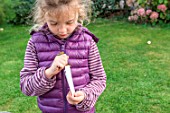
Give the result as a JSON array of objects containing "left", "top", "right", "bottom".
[{"left": 74, "top": 91, "right": 84, "bottom": 97}]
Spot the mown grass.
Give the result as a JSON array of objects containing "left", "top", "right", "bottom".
[{"left": 0, "top": 19, "right": 170, "bottom": 113}]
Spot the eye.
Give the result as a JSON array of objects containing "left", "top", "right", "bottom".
[
  {"left": 66, "top": 21, "right": 74, "bottom": 25},
  {"left": 50, "top": 22, "right": 58, "bottom": 26}
]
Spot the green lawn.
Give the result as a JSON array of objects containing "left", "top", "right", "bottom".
[{"left": 0, "top": 19, "right": 170, "bottom": 113}]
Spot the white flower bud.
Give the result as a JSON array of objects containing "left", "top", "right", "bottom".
[
  {"left": 0, "top": 28, "right": 4, "bottom": 31},
  {"left": 147, "top": 41, "right": 151, "bottom": 44}
]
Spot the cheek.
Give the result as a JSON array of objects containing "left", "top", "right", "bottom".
[
  {"left": 69, "top": 23, "right": 78, "bottom": 31},
  {"left": 48, "top": 25, "right": 57, "bottom": 33}
]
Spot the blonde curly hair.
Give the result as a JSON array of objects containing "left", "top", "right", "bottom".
[{"left": 32, "top": 0, "right": 91, "bottom": 26}]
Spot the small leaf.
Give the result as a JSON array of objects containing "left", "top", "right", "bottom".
[
  {"left": 159, "top": 0, "right": 163, "bottom": 4},
  {"left": 164, "top": 0, "right": 168, "bottom": 4}
]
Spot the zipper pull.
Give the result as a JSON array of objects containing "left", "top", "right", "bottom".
[
  {"left": 61, "top": 44, "right": 65, "bottom": 52},
  {"left": 58, "top": 51, "right": 64, "bottom": 56}
]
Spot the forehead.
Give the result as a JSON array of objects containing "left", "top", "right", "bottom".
[{"left": 46, "top": 6, "right": 77, "bottom": 22}]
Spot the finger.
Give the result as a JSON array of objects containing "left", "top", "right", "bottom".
[
  {"left": 73, "top": 95, "right": 84, "bottom": 101},
  {"left": 67, "top": 96, "right": 82, "bottom": 105},
  {"left": 67, "top": 91, "right": 73, "bottom": 98},
  {"left": 66, "top": 92, "right": 75, "bottom": 104},
  {"left": 60, "top": 54, "right": 69, "bottom": 59},
  {"left": 59, "top": 56, "right": 68, "bottom": 65},
  {"left": 67, "top": 91, "right": 78, "bottom": 101},
  {"left": 58, "top": 59, "right": 67, "bottom": 66},
  {"left": 64, "top": 56, "right": 69, "bottom": 64},
  {"left": 71, "top": 97, "right": 84, "bottom": 105},
  {"left": 67, "top": 91, "right": 72, "bottom": 96},
  {"left": 57, "top": 63, "right": 65, "bottom": 69},
  {"left": 74, "top": 91, "right": 84, "bottom": 97},
  {"left": 68, "top": 94, "right": 84, "bottom": 104},
  {"left": 61, "top": 54, "right": 69, "bottom": 62},
  {"left": 54, "top": 54, "right": 67, "bottom": 61}
]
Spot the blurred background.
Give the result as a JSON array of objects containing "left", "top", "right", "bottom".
[
  {"left": 0, "top": 0, "right": 170, "bottom": 113},
  {"left": 0, "top": 0, "right": 170, "bottom": 25}
]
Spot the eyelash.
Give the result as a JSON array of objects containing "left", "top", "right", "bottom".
[
  {"left": 50, "top": 23, "right": 58, "bottom": 25},
  {"left": 67, "top": 21, "right": 73, "bottom": 24},
  {"left": 50, "top": 21, "right": 74, "bottom": 26}
]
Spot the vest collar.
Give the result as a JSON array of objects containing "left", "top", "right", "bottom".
[{"left": 30, "top": 23, "right": 99, "bottom": 44}]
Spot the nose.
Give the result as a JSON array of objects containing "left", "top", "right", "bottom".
[{"left": 58, "top": 24, "right": 66, "bottom": 34}]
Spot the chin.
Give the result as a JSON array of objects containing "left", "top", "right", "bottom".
[{"left": 60, "top": 37, "right": 67, "bottom": 39}]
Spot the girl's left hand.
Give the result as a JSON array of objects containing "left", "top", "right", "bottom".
[{"left": 66, "top": 91, "right": 85, "bottom": 105}]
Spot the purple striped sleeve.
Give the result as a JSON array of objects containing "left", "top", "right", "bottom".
[
  {"left": 20, "top": 39, "right": 56, "bottom": 96},
  {"left": 76, "top": 39, "right": 106, "bottom": 111}
]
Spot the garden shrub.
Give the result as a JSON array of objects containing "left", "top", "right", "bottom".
[
  {"left": 0, "top": 0, "right": 16, "bottom": 24},
  {"left": 92, "top": 0, "right": 121, "bottom": 18},
  {"left": 9, "top": 0, "right": 35, "bottom": 25},
  {"left": 0, "top": 4, "right": 5, "bottom": 24},
  {"left": 128, "top": 0, "right": 170, "bottom": 25}
]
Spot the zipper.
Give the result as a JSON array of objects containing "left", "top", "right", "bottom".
[
  {"left": 60, "top": 31, "right": 80, "bottom": 112},
  {"left": 61, "top": 43, "right": 67, "bottom": 113},
  {"left": 62, "top": 70, "right": 67, "bottom": 113}
]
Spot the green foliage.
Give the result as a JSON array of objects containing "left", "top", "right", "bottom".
[
  {"left": 128, "top": 0, "right": 170, "bottom": 25},
  {"left": 166, "top": 10, "right": 170, "bottom": 21},
  {"left": 0, "top": 0, "right": 17, "bottom": 24},
  {"left": 0, "top": 4, "right": 5, "bottom": 24},
  {"left": 0, "top": 0, "right": 35, "bottom": 25},
  {"left": 92, "top": 0, "right": 120, "bottom": 18},
  {"left": 137, "top": 0, "right": 169, "bottom": 10},
  {"left": 9, "top": 0, "right": 35, "bottom": 25}
]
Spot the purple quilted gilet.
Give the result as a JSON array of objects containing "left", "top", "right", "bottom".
[{"left": 30, "top": 24, "right": 98, "bottom": 113}]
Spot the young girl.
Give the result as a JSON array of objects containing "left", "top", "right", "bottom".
[{"left": 20, "top": 0, "right": 106, "bottom": 113}]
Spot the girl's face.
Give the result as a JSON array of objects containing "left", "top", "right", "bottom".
[{"left": 45, "top": 10, "right": 78, "bottom": 39}]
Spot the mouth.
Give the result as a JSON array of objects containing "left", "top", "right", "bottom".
[{"left": 60, "top": 34, "right": 67, "bottom": 37}]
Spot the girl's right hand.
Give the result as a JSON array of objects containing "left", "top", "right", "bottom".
[{"left": 45, "top": 54, "right": 69, "bottom": 79}]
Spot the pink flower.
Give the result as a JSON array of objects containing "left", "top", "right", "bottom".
[
  {"left": 133, "top": 15, "right": 138, "bottom": 21},
  {"left": 137, "top": 8, "right": 145, "bottom": 17},
  {"left": 128, "top": 16, "right": 132, "bottom": 21},
  {"left": 150, "top": 12, "right": 159, "bottom": 20},
  {"left": 128, "top": 15, "right": 139, "bottom": 22},
  {"left": 157, "top": 4, "right": 167, "bottom": 12},
  {"left": 128, "top": 16, "right": 133, "bottom": 21},
  {"left": 146, "top": 9, "right": 152, "bottom": 15}
]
